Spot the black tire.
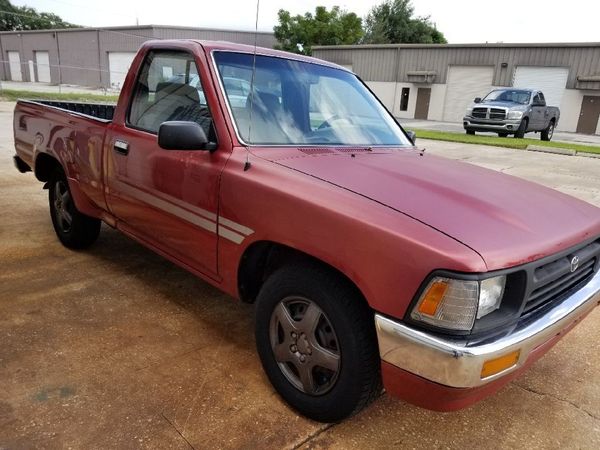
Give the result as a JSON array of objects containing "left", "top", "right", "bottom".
[
  {"left": 255, "top": 263, "right": 382, "bottom": 423},
  {"left": 466, "top": 130, "right": 475, "bottom": 135},
  {"left": 541, "top": 120, "right": 555, "bottom": 141},
  {"left": 514, "top": 118, "right": 528, "bottom": 138},
  {"left": 49, "top": 167, "right": 101, "bottom": 249},
  {"left": 498, "top": 132, "right": 508, "bottom": 137}
]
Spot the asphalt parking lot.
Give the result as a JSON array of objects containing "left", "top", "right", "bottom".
[{"left": 1, "top": 100, "right": 600, "bottom": 449}]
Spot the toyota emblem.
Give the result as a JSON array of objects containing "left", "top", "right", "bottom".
[{"left": 570, "top": 256, "right": 580, "bottom": 273}]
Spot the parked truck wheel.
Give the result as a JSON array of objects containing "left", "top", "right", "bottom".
[
  {"left": 49, "top": 168, "right": 101, "bottom": 249},
  {"left": 255, "top": 263, "right": 382, "bottom": 423},
  {"left": 498, "top": 133, "right": 508, "bottom": 137},
  {"left": 541, "top": 120, "right": 555, "bottom": 141},
  {"left": 514, "top": 119, "right": 528, "bottom": 138},
  {"left": 466, "top": 130, "right": 475, "bottom": 135}
]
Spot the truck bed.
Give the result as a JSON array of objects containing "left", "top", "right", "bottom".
[{"left": 23, "top": 100, "right": 116, "bottom": 121}]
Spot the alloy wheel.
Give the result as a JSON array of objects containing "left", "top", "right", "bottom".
[{"left": 269, "top": 296, "right": 340, "bottom": 395}]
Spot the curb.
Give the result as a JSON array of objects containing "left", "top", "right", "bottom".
[
  {"left": 576, "top": 151, "right": 600, "bottom": 159},
  {"left": 526, "top": 145, "right": 576, "bottom": 156}
]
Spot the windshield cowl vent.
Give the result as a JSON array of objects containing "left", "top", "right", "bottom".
[
  {"left": 334, "top": 147, "right": 371, "bottom": 153},
  {"left": 297, "top": 147, "right": 373, "bottom": 155},
  {"left": 297, "top": 147, "right": 336, "bottom": 155}
]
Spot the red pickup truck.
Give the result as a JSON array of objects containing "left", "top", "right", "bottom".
[{"left": 13, "top": 40, "right": 600, "bottom": 423}]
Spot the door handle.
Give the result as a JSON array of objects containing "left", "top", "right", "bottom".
[{"left": 114, "top": 139, "right": 129, "bottom": 155}]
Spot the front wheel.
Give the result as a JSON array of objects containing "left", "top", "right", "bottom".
[
  {"left": 255, "top": 264, "right": 382, "bottom": 422},
  {"left": 498, "top": 132, "right": 508, "bottom": 137},
  {"left": 49, "top": 168, "right": 101, "bottom": 249},
  {"left": 466, "top": 130, "right": 475, "bottom": 135},
  {"left": 541, "top": 120, "right": 555, "bottom": 141},
  {"left": 514, "top": 119, "right": 527, "bottom": 138}
]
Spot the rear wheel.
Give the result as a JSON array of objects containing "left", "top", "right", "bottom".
[
  {"left": 541, "top": 120, "right": 555, "bottom": 141},
  {"left": 514, "top": 118, "right": 528, "bottom": 138},
  {"left": 49, "top": 168, "right": 101, "bottom": 249},
  {"left": 498, "top": 132, "right": 508, "bottom": 137},
  {"left": 255, "top": 264, "right": 382, "bottom": 422},
  {"left": 466, "top": 130, "right": 475, "bottom": 135}
]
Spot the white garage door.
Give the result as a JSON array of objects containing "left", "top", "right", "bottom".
[
  {"left": 443, "top": 66, "right": 494, "bottom": 122},
  {"left": 513, "top": 66, "right": 569, "bottom": 107},
  {"left": 108, "top": 52, "right": 136, "bottom": 89},
  {"left": 8, "top": 51, "right": 22, "bottom": 82},
  {"left": 35, "top": 51, "right": 51, "bottom": 83}
]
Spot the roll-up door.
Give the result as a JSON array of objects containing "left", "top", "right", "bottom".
[
  {"left": 108, "top": 52, "right": 136, "bottom": 89},
  {"left": 513, "top": 66, "right": 569, "bottom": 107},
  {"left": 443, "top": 66, "right": 494, "bottom": 122},
  {"left": 8, "top": 51, "right": 22, "bottom": 81},
  {"left": 35, "top": 51, "right": 51, "bottom": 83}
]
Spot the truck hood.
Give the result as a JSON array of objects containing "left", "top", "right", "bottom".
[
  {"left": 271, "top": 149, "right": 600, "bottom": 269},
  {"left": 475, "top": 101, "right": 527, "bottom": 110}
]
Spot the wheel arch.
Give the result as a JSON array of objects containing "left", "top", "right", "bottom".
[
  {"left": 237, "top": 240, "right": 369, "bottom": 307},
  {"left": 34, "top": 152, "right": 62, "bottom": 182}
]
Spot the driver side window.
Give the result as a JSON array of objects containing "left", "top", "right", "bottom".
[{"left": 128, "top": 50, "right": 214, "bottom": 139}]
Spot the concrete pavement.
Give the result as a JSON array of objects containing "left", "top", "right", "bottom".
[{"left": 1, "top": 101, "right": 600, "bottom": 449}]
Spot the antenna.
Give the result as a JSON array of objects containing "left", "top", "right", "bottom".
[{"left": 244, "top": 0, "right": 260, "bottom": 172}]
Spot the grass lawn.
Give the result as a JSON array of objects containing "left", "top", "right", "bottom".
[
  {"left": 409, "top": 128, "right": 600, "bottom": 155},
  {"left": 0, "top": 88, "right": 119, "bottom": 103}
]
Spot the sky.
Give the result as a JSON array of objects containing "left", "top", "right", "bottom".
[{"left": 9, "top": 0, "right": 600, "bottom": 44}]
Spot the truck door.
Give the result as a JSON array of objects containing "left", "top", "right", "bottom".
[
  {"left": 105, "top": 46, "right": 230, "bottom": 278},
  {"left": 531, "top": 93, "right": 545, "bottom": 130}
]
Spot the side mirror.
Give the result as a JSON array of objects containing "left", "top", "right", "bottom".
[
  {"left": 474, "top": 97, "right": 482, "bottom": 103},
  {"left": 406, "top": 130, "right": 416, "bottom": 145},
  {"left": 158, "top": 121, "right": 217, "bottom": 151}
]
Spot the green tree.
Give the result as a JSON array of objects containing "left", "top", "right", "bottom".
[
  {"left": 274, "top": 6, "right": 363, "bottom": 55},
  {"left": 364, "top": 0, "right": 446, "bottom": 44},
  {"left": 0, "top": 0, "right": 77, "bottom": 31}
]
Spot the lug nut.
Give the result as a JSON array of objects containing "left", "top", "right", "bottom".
[
  {"left": 291, "top": 332, "right": 297, "bottom": 338},
  {"left": 290, "top": 345, "right": 297, "bottom": 352},
  {"left": 300, "top": 355, "right": 306, "bottom": 362}
]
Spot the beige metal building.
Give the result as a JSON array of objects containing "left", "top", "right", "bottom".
[
  {"left": 313, "top": 42, "right": 600, "bottom": 134},
  {"left": 0, "top": 25, "right": 275, "bottom": 90}
]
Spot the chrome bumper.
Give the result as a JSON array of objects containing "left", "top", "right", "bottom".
[
  {"left": 375, "top": 270, "right": 600, "bottom": 388},
  {"left": 463, "top": 118, "right": 522, "bottom": 132}
]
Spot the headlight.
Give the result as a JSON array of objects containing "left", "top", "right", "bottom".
[
  {"left": 465, "top": 107, "right": 473, "bottom": 116},
  {"left": 507, "top": 111, "right": 523, "bottom": 120},
  {"left": 478, "top": 276, "right": 506, "bottom": 318},
  {"left": 410, "top": 275, "right": 506, "bottom": 331}
]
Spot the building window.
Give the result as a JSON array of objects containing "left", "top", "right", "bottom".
[{"left": 400, "top": 87, "right": 410, "bottom": 111}]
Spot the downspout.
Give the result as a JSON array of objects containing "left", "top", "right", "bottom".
[
  {"left": 391, "top": 46, "right": 401, "bottom": 116},
  {"left": 96, "top": 29, "right": 103, "bottom": 89},
  {"left": 55, "top": 32, "right": 62, "bottom": 92}
]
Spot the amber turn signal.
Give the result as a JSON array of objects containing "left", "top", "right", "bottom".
[
  {"left": 481, "top": 350, "right": 521, "bottom": 379},
  {"left": 417, "top": 280, "right": 449, "bottom": 316}
]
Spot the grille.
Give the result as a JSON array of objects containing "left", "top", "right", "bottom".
[
  {"left": 489, "top": 108, "right": 506, "bottom": 120},
  {"left": 523, "top": 242, "right": 600, "bottom": 314},
  {"left": 472, "top": 107, "right": 487, "bottom": 118}
]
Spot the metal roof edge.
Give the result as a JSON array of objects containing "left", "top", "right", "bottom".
[
  {"left": 312, "top": 42, "right": 600, "bottom": 50},
  {"left": 0, "top": 24, "right": 274, "bottom": 36}
]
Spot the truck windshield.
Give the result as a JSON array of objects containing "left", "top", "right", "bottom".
[
  {"left": 213, "top": 52, "right": 410, "bottom": 146},
  {"left": 483, "top": 90, "right": 531, "bottom": 105}
]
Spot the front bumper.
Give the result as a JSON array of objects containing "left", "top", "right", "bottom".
[
  {"left": 463, "top": 117, "right": 522, "bottom": 133},
  {"left": 375, "top": 270, "right": 600, "bottom": 389}
]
